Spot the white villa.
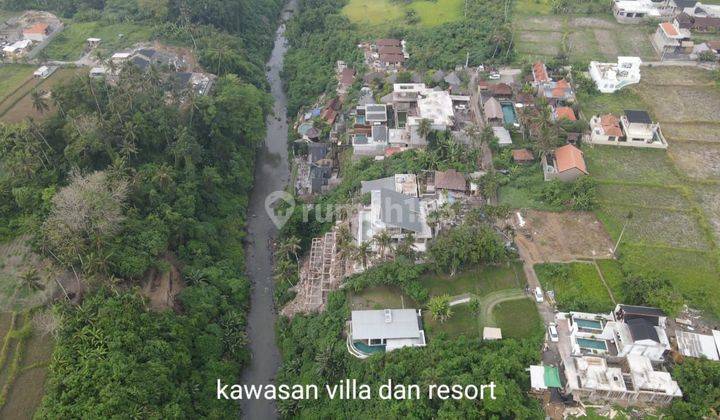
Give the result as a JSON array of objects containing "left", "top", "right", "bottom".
[
  {"left": 347, "top": 309, "right": 426, "bottom": 358},
  {"left": 613, "top": 0, "right": 673, "bottom": 23},
  {"left": 589, "top": 111, "right": 668, "bottom": 148},
  {"left": 588, "top": 57, "right": 642, "bottom": 94}
]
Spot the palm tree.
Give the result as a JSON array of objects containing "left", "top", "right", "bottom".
[
  {"left": 396, "top": 232, "right": 417, "bottom": 260},
  {"left": 417, "top": 118, "right": 432, "bottom": 141},
  {"left": 373, "top": 230, "right": 392, "bottom": 261},
  {"left": 427, "top": 295, "right": 453, "bottom": 323},
  {"left": 353, "top": 241, "right": 372, "bottom": 269},
  {"left": 31, "top": 90, "right": 49, "bottom": 114},
  {"left": 19, "top": 268, "right": 44, "bottom": 292},
  {"left": 280, "top": 236, "right": 301, "bottom": 264}
]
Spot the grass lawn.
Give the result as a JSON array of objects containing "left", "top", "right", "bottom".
[
  {"left": 535, "top": 262, "right": 614, "bottom": 313},
  {"left": 0, "top": 65, "right": 35, "bottom": 101},
  {"left": 43, "top": 21, "right": 154, "bottom": 61},
  {"left": 595, "top": 259, "right": 625, "bottom": 304},
  {"left": 577, "top": 89, "right": 647, "bottom": 119},
  {"left": 498, "top": 165, "right": 565, "bottom": 211},
  {"left": 418, "top": 262, "right": 524, "bottom": 298},
  {"left": 514, "top": 0, "right": 553, "bottom": 16},
  {"left": 493, "top": 298, "right": 543, "bottom": 338},
  {"left": 584, "top": 145, "right": 680, "bottom": 185},
  {"left": 349, "top": 285, "right": 417, "bottom": 310},
  {"left": 342, "top": 0, "right": 463, "bottom": 29},
  {"left": 422, "top": 304, "right": 480, "bottom": 339}
]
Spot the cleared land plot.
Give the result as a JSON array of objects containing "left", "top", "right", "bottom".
[
  {"left": 568, "top": 30, "right": 604, "bottom": 62},
  {"left": 43, "top": 21, "right": 153, "bottom": 61},
  {"left": 514, "top": 210, "right": 615, "bottom": 262},
  {"left": 535, "top": 262, "right": 615, "bottom": 313},
  {"left": 342, "top": 0, "right": 462, "bottom": 29},
  {"left": 422, "top": 304, "right": 480, "bottom": 339},
  {"left": 694, "top": 185, "right": 720, "bottom": 241},
  {"left": 637, "top": 85, "right": 720, "bottom": 123},
  {"left": 518, "top": 31, "right": 562, "bottom": 43},
  {"left": 596, "top": 184, "right": 690, "bottom": 210},
  {"left": 349, "top": 285, "right": 417, "bottom": 310},
  {"left": 515, "top": 41, "right": 559, "bottom": 57},
  {"left": 0, "top": 65, "right": 36, "bottom": 100},
  {"left": 599, "top": 205, "right": 711, "bottom": 250},
  {"left": 584, "top": 146, "right": 680, "bottom": 185},
  {"left": 493, "top": 298, "right": 543, "bottom": 339},
  {"left": 1, "top": 68, "right": 82, "bottom": 123},
  {"left": 670, "top": 142, "right": 720, "bottom": 180},
  {"left": 593, "top": 29, "right": 618, "bottom": 58},
  {"left": 641, "top": 66, "right": 716, "bottom": 86},
  {"left": 577, "top": 89, "right": 647, "bottom": 118},
  {"left": 419, "top": 263, "right": 524, "bottom": 298},
  {"left": 661, "top": 122, "right": 720, "bottom": 143}
]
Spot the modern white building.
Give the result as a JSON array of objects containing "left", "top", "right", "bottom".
[
  {"left": 589, "top": 112, "right": 668, "bottom": 148},
  {"left": 588, "top": 57, "right": 642, "bottom": 93},
  {"left": 347, "top": 309, "right": 426, "bottom": 358},
  {"left": 612, "top": 0, "right": 672, "bottom": 23}
]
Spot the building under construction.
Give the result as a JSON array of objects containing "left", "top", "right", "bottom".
[{"left": 282, "top": 230, "right": 344, "bottom": 317}]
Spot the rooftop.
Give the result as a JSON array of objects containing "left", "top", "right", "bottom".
[{"left": 554, "top": 144, "right": 587, "bottom": 174}]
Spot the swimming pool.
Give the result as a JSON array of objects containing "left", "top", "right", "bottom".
[
  {"left": 575, "top": 318, "right": 603, "bottom": 330},
  {"left": 356, "top": 115, "right": 366, "bottom": 125},
  {"left": 576, "top": 338, "right": 607, "bottom": 351},
  {"left": 501, "top": 102, "right": 517, "bottom": 125}
]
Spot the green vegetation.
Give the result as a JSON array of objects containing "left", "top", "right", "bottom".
[
  {"left": 493, "top": 298, "right": 542, "bottom": 339},
  {"left": 427, "top": 220, "right": 507, "bottom": 275},
  {"left": 668, "top": 358, "right": 720, "bottom": 418},
  {"left": 0, "top": 65, "right": 35, "bottom": 100},
  {"left": 423, "top": 303, "right": 479, "bottom": 339},
  {"left": 342, "top": 0, "right": 464, "bottom": 29},
  {"left": 535, "top": 262, "right": 614, "bottom": 313},
  {"left": 43, "top": 21, "right": 154, "bottom": 61},
  {"left": 419, "top": 262, "right": 524, "bottom": 298}
]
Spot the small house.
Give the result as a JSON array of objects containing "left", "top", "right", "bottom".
[
  {"left": 483, "top": 97, "right": 503, "bottom": 125},
  {"left": 348, "top": 309, "right": 426, "bottom": 358},
  {"left": 483, "top": 327, "right": 502, "bottom": 341},
  {"left": 532, "top": 61, "right": 550, "bottom": 86},
  {"left": 488, "top": 83, "right": 513, "bottom": 98},
  {"left": 512, "top": 149, "right": 534, "bottom": 164},
  {"left": 543, "top": 144, "right": 588, "bottom": 182},
  {"left": 2, "top": 39, "right": 32, "bottom": 58},
  {"left": 434, "top": 169, "right": 467, "bottom": 193},
  {"left": 652, "top": 22, "right": 693, "bottom": 60},
  {"left": 33, "top": 65, "right": 51, "bottom": 78},
  {"left": 554, "top": 106, "right": 576, "bottom": 122}
]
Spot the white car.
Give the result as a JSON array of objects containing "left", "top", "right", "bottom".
[
  {"left": 548, "top": 323, "right": 559, "bottom": 342},
  {"left": 488, "top": 72, "right": 501, "bottom": 80},
  {"left": 534, "top": 286, "right": 544, "bottom": 303}
]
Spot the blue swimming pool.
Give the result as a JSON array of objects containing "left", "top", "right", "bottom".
[
  {"left": 356, "top": 115, "right": 366, "bottom": 125},
  {"left": 501, "top": 102, "right": 517, "bottom": 125},
  {"left": 577, "top": 338, "right": 607, "bottom": 351},
  {"left": 575, "top": 318, "right": 603, "bottom": 330}
]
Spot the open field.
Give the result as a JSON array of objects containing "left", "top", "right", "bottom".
[
  {"left": 419, "top": 262, "right": 524, "bottom": 298},
  {"left": 535, "top": 261, "right": 616, "bottom": 313},
  {"left": 513, "top": 12, "right": 656, "bottom": 63},
  {"left": 493, "top": 298, "right": 543, "bottom": 338},
  {"left": 342, "top": 0, "right": 463, "bottom": 29},
  {"left": 422, "top": 304, "right": 480, "bottom": 339},
  {"left": 43, "top": 20, "right": 154, "bottom": 61},
  {"left": 513, "top": 210, "right": 615, "bottom": 262},
  {"left": 0, "top": 67, "right": 83, "bottom": 123},
  {"left": 349, "top": 285, "right": 416, "bottom": 310},
  {"left": 0, "top": 65, "right": 36, "bottom": 101}
]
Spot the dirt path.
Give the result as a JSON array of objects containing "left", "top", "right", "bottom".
[
  {"left": 477, "top": 289, "right": 526, "bottom": 327},
  {"left": 592, "top": 259, "right": 617, "bottom": 305}
]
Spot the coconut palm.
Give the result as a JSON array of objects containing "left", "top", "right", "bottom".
[
  {"left": 31, "top": 90, "right": 49, "bottom": 114},
  {"left": 279, "top": 236, "right": 301, "bottom": 264},
  {"left": 353, "top": 241, "right": 372, "bottom": 269},
  {"left": 19, "top": 268, "right": 44, "bottom": 292},
  {"left": 417, "top": 118, "right": 432, "bottom": 141},
  {"left": 373, "top": 230, "right": 392, "bottom": 261}
]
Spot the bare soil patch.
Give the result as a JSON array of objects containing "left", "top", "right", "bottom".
[
  {"left": 517, "top": 16, "right": 563, "bottom": 31},
  {"left": 662, "top": 122, "right": 720, "bottom": 143},
  {"left": 569, "top": 17, "right": 615, "bottom": 29},
  {"left": 512, "top": 210, "right": 615, "bottom": 262},
  {"left": 141, "top": 254, "right": 185, "bottom": 311},
  {"left": 519, "top": 30, "right": 561, "bottom": 43},
  {"left": 593, "top": 29, "right": 618, "bottom": 57},
  {"left": 670, "top": 142, "right": 720, "bottom": 180}
]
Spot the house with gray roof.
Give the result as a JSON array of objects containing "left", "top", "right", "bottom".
[{"left": 348, "top": 309, "right": 426, "bottom": 358}]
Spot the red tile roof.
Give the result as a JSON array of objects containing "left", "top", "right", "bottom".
[
  {"left": 340, "top": 68, "right": 355, "bottom": 85},
  {"left": 378, "top": 45, "right": 403, "bottom": 55},
  {"left": 512, "top": 149, "right": 534, "bottom": 162},
  {"left": 379, "top": 53, "right": 405, "bottom": 64},
  {"left": 532, "top": 62, "right": 550, "bottom": 83},
  {"left": 661, "top": 22, "right": 679, "bottom": 37},
  {"left": 376, "top": 38, "right": 401, "bottom": 47},
  {"left": 489, "top": 83, "right": 512, "bottom": 96},
  {"left": 555, "top": 144, "right": 587, "bottom": 174},
  {"left": 599, "top": 114, "right": 623, "bottom": 137},
  {"left": 555, "top": 106, "right": 576, "bottom": 121}
]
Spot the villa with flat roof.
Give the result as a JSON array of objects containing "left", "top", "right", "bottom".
[{"left": 347, "top": 309, "right": 426, "bottom": 358}]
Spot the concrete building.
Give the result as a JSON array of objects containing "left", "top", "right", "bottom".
[
  {"left": 619, "top": 110, "right": 668, "bottom": 147},
  {"left": 588, "top": 57, "right": 642, "bottom": 93},
  {"left": 347, "top": 309, "right": 426, "bottom": 358},
  {"left": 652, "top": 21, "right": 694, "bottom": 60},
  {"left": 542, "top": 144, "right": 588, "bottom": 182}
]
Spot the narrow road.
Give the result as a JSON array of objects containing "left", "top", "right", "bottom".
[{"left": 240, "top": 3, "right": 297, "bottom": 419}]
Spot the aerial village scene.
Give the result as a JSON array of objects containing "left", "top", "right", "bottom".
[{"left": 0, "top": 0, "right": 720, "bottom": 418}]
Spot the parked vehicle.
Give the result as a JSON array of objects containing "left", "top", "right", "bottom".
[
  {"left": 534, "top": 286, "right": 544, "bottom": 302},
  {"left": 548, "top": 323, "right": 559, "bottom": 342}
]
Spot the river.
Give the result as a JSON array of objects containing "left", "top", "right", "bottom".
[{"left": 240, "top": 2, "right": 296, "bottom": 419}]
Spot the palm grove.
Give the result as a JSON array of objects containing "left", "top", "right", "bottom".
[{"left": 0, "top": 0, "right": 284, "bottom": 417}]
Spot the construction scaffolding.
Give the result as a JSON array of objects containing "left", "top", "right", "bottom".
[{"left": 282, "top": 230, "right": 343, "bottom": 317}]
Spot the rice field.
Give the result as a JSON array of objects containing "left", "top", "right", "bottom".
[{"left": 342, "top": 0, "right": 463, "bottom": 29}]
